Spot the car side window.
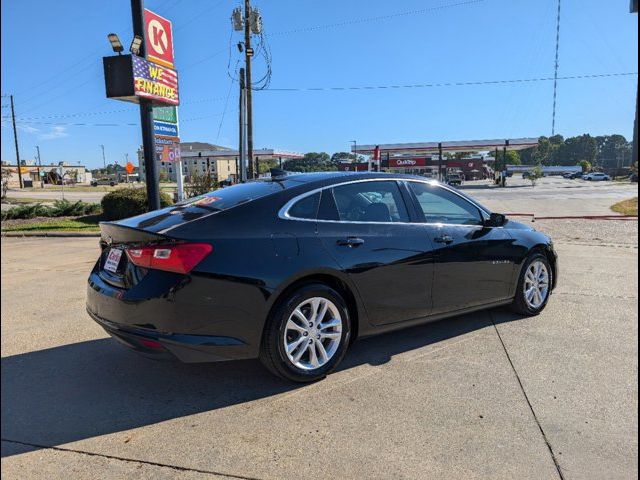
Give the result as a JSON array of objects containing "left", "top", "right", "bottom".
[
  {"left": 409, "top": 182, "right": 483, "bottom": 226},
  {"left": 330, "top": 181, "right": 409, "bottom": 223},
  {"left": 288, "top": 192, "right": 320, "bottom": 220}
]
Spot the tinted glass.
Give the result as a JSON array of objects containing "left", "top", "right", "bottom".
[
  {"left": 288, "top": 192, "right": 320, "bottom": 219},
  {"left": 410, "top": 182, "right": 482, "bottom": 225},
  {"left": 178, "top": 181, "right": 287, "bottom": 211},
  {"left": 317, "top": 190, "right": 340, "bottom": 221},
  {"left": 331, "top": 181, "right": 409, "bottom": 223}
]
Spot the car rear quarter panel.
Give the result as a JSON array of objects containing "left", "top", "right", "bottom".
[{"left": 167, "top": 192, "right": 370, "bottom": 342}]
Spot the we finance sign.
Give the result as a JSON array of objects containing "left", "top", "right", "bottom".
[{"left": 133, "top": 56, "right": 179, "bottom": 105}]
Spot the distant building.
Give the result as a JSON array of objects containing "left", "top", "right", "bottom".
[
  {"left": 138, "top": 142, "right": 303, "bottom": 183},
  {"left": 1, "top": 161, "right": 92, "bottom": 187}
]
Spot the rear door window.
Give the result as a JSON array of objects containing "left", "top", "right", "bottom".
[{"left": 331, "top": 181, "right": 409, "bottom": 223}]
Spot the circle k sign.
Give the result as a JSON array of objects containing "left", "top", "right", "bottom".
[{"left": 144, "top": 9, "right": 175, "bottom": 69}]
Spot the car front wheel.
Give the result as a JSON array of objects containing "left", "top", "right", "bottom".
[
  {"left": 260, "top": 284, "right": 351, "bottom": 382},
  {"left": 511, "top": 253, "right": 552, "bottom": 316}
]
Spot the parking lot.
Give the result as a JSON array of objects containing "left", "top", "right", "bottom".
[{"left": 1, "top": 181, "right": 638, "bottom": 479}]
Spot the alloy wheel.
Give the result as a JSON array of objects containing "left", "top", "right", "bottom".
[
  {"left": 283, "top": 297, "right": 343, "bottom": 371},
  {"left": 524, "top": 260, "right": 550, "bottom": 310}
]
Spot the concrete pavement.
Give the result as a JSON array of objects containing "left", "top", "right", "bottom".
[
  {"left": 460, "top": 177, "right": 638, "bottom": 217},
  {"left": 1, "top": 219, "right": 637, "bottom": 479}
]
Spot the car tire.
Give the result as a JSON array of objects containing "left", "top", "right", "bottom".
[
  {"left": 259, "top": 284, "right": 351, "bottom": 383},
  {"left": 511, "top": 253, "right": 553, "bottom": 316}
]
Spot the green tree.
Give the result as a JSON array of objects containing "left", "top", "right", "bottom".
[
  {"left": 494, "top": 150, "right": 521, "bottom": 166},
  {"left": 331, "top": 152, "right": 357, "bottom": 163},
  {"left": 555, "top": 134, "right": 597, "bottom": 166},
  {"left": 595, "top": 135, "right": 631, "bottom": 169},
  {"left": 283, "top": 152, "right": 337, "bottom": 172},
  {"left": 528, "top": 164, "right": 544, "bottom": 186},
  {"left": 578, "top": 160, "right": 592, "bottom": 173}
]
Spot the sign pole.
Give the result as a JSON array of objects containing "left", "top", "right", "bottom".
[
  {"left": 10, "top": 95, "right": 23, "bottom": 189},
  {"left": 132, "top": 0, "right": 160, "bottom": 211},
  {"left": 175, "top": 108, "right": 184, "bottom": 201}
]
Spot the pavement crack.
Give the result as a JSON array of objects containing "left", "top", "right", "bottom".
[
  {"left": 1, "top": 438, "right": 264, "bottom": 480},
  {"left": 489, "top": 313, "right": 566, "bottom": 480}
]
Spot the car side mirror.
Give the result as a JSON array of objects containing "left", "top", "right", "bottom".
[{"left": 485, "top": 213, "right": 507, "bottom": 227}]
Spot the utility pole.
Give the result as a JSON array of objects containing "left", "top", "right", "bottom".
[
  {"left": 36, "top": 146, "right": 43, "bottom": 188},
  {"left": 131, "top": 0, "right": 161, "bottom": 211},
  {"left": 631, "top": 1, "right": 638, "bottom": 167},
  {"left": 10, "top": 95, "right": 23, "bottom": 189},
  {"left": 100, "top": 144, "right": 107, "bottom": 170},
  {"left": 239, "top": 67, "right": 247, "bottom": 182},
  {"left": 438, "top": 143, "right": 444, "bottom": 182},
  {"left": 551, "top": 0, "right": 562, "bottom": 136},
  {"left": 244, "top": 0, "right": 255, "bottom": 180}
]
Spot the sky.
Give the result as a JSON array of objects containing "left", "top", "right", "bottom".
[{"left": 1, "top": 0, "right": 638, "bottom": 169}]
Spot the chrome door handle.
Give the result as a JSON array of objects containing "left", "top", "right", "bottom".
[
  {"left": 434, "top": 235, "right": 454, "bottom": 245},
  {"left": 337, "top": 237, "right": 365, "bottom": 248}
]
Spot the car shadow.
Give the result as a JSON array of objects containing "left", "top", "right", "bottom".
[{"left": 1, "top": 307, "right": 520, "bottom": 457}]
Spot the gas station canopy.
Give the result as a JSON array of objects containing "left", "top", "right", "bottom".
[{"left": 353, "top": 138, "right": 539, "bottom": 156}]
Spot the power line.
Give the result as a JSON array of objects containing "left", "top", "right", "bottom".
[
  {"left": 261, "top": 72, "right": 638, "bottom": 92},
  {"left": 270, "top": 0, "right": 485, "bottom": 36}
]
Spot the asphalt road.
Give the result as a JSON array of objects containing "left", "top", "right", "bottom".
[{"left": 1, "top": 219, "right": 637, "bottom": 479}]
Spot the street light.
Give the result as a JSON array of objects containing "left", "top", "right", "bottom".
[
  {"left": 351, "top": 140, "right": 357, "bottom": 163},
  {"left": 107, "top": 33, "right": 124, "bottom": 54},
  {"left": 129, "top": 35, "right": 143, "bottom": 55}
]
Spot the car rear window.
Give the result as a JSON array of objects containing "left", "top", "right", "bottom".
[{"left": 180, "top": 181, "right": 287, "bottom": 211}]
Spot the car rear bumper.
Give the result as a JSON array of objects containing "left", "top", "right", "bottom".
[
  {"left": 88, "top": 309, "right": 252, "bottom": 363},
  {"left": 86, "top": 265, "right": 267, "bottom": 363}
]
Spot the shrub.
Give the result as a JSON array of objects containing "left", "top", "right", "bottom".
[
  {"left": 528, "top": 165, "right": 544, "bottom": 186},
  {"left": 101, "top": 187, "right": 173, "bottom": 221},
  {"left": 50, "top": 199, "right": 101, "bottom": 217},
  {"left": 185, "top": 171, "right": 218, "bottom": 199},
  {"left": 0, "top": 200, "right": 101, "bottom": 221},
  {"left": 1, "top": 203, "right": 50, "bottom": 221}
]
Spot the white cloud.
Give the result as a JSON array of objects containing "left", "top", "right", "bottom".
[
  {"left": 18, "top": 124, "right": 40, "bottom": 134},
  {"left": 39, "top": 125, "right": 68, "bottom": 140}
]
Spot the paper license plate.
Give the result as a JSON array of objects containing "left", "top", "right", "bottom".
[{"left": 104, "top": 248, "right": 123, "bottom": 273}]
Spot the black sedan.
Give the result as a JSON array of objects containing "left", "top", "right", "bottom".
[{"left": 87, "top": 172, "right": 558, "bottom": 382}]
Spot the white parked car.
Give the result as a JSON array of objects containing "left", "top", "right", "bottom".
[{"left": 583, "top": 172, "right": 611, "bottom": 181}]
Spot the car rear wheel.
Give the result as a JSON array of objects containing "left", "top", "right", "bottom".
[
  {"left": 260, "top": 284, "right": 351, "bottom": 383},
  {"left": 511, "top": 253, "right": 552, "bottom": 316}
]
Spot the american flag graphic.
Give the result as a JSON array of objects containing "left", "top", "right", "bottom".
[{"left": 133, "top": 55, "right": 179, "bottom": 105}]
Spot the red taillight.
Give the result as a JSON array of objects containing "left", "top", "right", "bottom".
[{"left": 125, "top": 243, "right": 213, "bottom": 274}]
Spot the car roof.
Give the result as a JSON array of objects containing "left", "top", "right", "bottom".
[{"left": 269, "top": 171, "right": 429, "bottom": 186}]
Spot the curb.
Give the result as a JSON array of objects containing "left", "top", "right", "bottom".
[{"left": 1, "top": 231, "right": 100, "bottom": 238}]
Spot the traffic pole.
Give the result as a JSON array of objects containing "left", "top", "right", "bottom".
[
  {"left": 10, "top": 95, "right": 23, "bottom": 189},
  {"left": 131, "top": 0, "right": 161, "bottom": 211}
]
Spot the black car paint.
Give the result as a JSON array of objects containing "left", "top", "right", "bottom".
[{"left": 86, "top": 172, "right": 557, "bottom": 363}]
